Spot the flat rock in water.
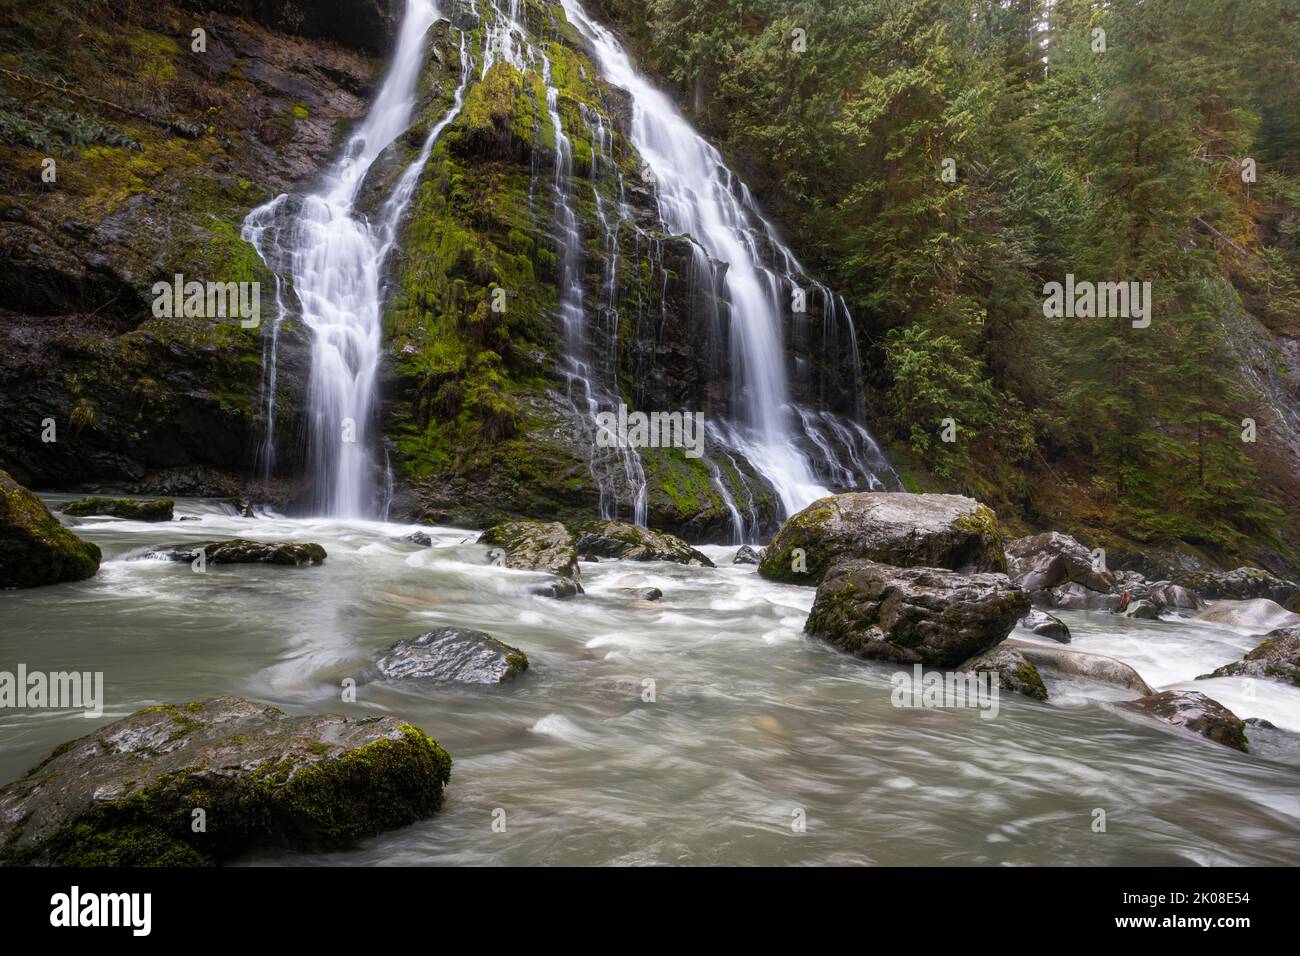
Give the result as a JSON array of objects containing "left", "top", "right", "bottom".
[
  {"left": 137, "top": 539, "right": 326, "bottom": 565},
  {"left": 377, "top": 628, "right": 529, "bottom": 684},
  {"left": 1193, "top": 599, "right": 1300, "bottom": 631},
  {"left": 0, "top": 697, "right": 451, "bottom": 865},
  {"left": 805, "top": 559, "right": 1029, "bottom": 667},
  {"left": 61, "top": 496, "right": 174, "bottom": 522},
  {"left": 1120, "top": 690, "right": 1248, "bottom": 752},
  {"left": 616, "top": 586, "right": 663, "bottom": 601},
  {"left": 1198, "top": 626, "right": 1300, "bottom": 685},
  {"left": 0, "top": 469, "right": 100, "bottom": 588},
  {"left": 759, "top": 492, "right": 1008, "bottom": 585},
  {"left": 571, "top": 519, "right": 714, "bottom": 567}
]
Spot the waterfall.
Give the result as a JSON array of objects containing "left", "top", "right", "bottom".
[{"left": 242, "top": 0, "right": 455, "bottom": 517}]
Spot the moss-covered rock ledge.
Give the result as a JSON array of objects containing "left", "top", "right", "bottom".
[
  {"left": 0, "top": 468, "right": 100, "bottom": 588},
  {"left": 0, "top": 697, "right": 452, "bottom": 866}
]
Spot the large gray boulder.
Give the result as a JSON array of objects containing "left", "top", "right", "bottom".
[
  {"left": 377, "top": 628, "right": 528, "bottom": 684},
  {"left": 1176, "top": 566, "right": 1298, "bottom": 604},
  {"left": 1198, "top": 627, "right": 1300, "bottom": 685},
  {"left": 804, "top": 559, "right": 1028, "bottom": 667},
  {"left": 1193, "top": 599, "right": 1300, "bottom": 631},
  {"left": 1005, "top": 531, "right": 1115, "bottom": 602},
  {"left": 0, "top": 697, "right": 452, "bottom": 866},
  {"left": 1003, "top": 639, "right": 1153, "bottom": 695},
  {"left": 758, "top": 492, "right": 1007, "bottom": 586},
  {"left": 572, "top": 519, "right": 714, "bottom": 567},
  {"left": 1120, "top": 690, "right": 1249, "bottom": 752},
  {"left": 479, "top": 520, "right": 581, "bottom": 589},
  {"left": 0, "top": 469, "right": 100, "bottom": 588}
]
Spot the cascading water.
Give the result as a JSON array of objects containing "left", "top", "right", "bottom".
[
  {"left": 242, "top": 0, "right": 463, "bottom": 517},
  {"left": 559, "top": 0, "right": 878, "bottom": 517}
]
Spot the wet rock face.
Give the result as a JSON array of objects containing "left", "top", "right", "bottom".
[
  {"left": 573, "top": 519, "right": 714, "bottom": 567},
  {"left": 1199, "top": 627, "right": 1300, "bottom": 685},
  {"left": 1176, "top": 566, "right": 1299, "bottom": 604},
  {"left": 62, "top": 497, "right": 174, "bottom": 521},
  {"left": 177, "top": 0, "right": 404, "bottom": 55},
  {"left": 0, "top": 469, "right": 100, "bottom": 588},
  {"left": 1005, "top": 531, "right": 1115, "bottom": 599},
  {"left": 1121, "top": 690, "right": 1249, "bottom": 752},
  {"left": 962, "top": 645, "right": 1048, "bottom": 701},
  {"left": 0, "top": 697, "right": 452, "bottom": 866},
  {"left": 377, "top": 628, "right": 529, "bottom": 684},
  {"left": 804, "top": 559, "right": 1029, "bottom": 668},
  {"left": 759, "top": 492, "right": 1007, "bottom": 586},
  {"left": 137, "top": 539, "right": 326, "bottom": 565},
  {"left": 479, "top": 520, "right": 580, "bottom": 580}
]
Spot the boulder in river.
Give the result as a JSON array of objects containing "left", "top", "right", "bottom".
[
  {"left": 1197, "top": 626, "right": 1300, "bottom": 685},
  {"left": 138, "top": 539, "right": 326, "bottom": 566},
  {"left": 403, "top": 530, "right": 433, "bottom": 547},
  {"left": 571, "top": 519, "right": 714, "bottom": 567},
  {"left": 804, "top": 559, "right": 1029, "bottom": 667},
  {"left": 1047, "top": 581, "right": 1122, "bottom": 612},
  {"left": 1003, "top": 639, "right": 1154, "bottom": 695},
  {"left": 733, "top": 545, "right": 762, "bottom": 565},
  {"left": 1176, "top": 566, "right": 1298, "bottom": 604},
  {"left": 759, "top": 492, "right": 1007, "bottom": 586},
  {"left": 962, "top": 645, "right": 1048, "bottom": 700},
  {"left": 1019, "top": 608, "right": 1071, "bottom": 643},
  {"left": 1120, "top": 690, "right": 1249, "bottom": 752},
  {"left": 479, "top": 520, "right": 580, "bottom": 580},
  {"left": 616, "top": 586, "right": 663, "bottom": 601},
  {"left": 377, "top": 628, "right": 528, "bottom": 684},
  {"left": 62, "top": 496, "right": 174, "bottom": 521},
  {"left": 0, "top": 469, "right": 101, "bottom": 588},
  {"left": 1123, "top": 599, "right": 1162, "bottom": 620},
  {"left": 0, "top": 697, "right": 452, "bottom": 866},
  {"left": 1148, "top": 582, "right": 1205, "bottom": 611},
  {"left": 1192, "top": 598, "right": 1300, "bottom": 632},
  {"left": 1004, "top": 531, "right": 1115, "bottom": 604}
]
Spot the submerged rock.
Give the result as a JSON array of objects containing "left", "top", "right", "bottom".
[
  {"left": 479, "top": 520, "right": 580, "bottom": 580},
  {"left": 733, "top": 545, "right": 762, "bottom": 565},
  {"left": 962, "top": 645, "right": 1048, "bottom": 700},
  {"left": 1120, "top": 690, "right": 1249, "bottom": 752},
  {"left": 0, "top": 470, "right": 101, "bottom": 588},
  {"left": 377, "top": 628, "right": 528, "bottom": 684},
  {"left": 1176, "top": 566, "right": 1298, "bottom": 604},
  {"left": 1003, "top": 639, "right": 1154, "bottom": 695},
  {"left": 403, "top": 530, "right": 433, "bottom": 547},
  {"left": 616, "top": 586, "right": 663, "bottom": 601},
  {"left": 759, "top": 492, "right": 1007, "bottom": 586},
  {"left": 62, "top": 496, "right": 174, "bottom": 522},
  {"left": 0, "top": 697, "right": 452, "bottom": 866},
  {"left": 1192, "top": 598, "right": 1300, "bottom": 631},
  {"left": 528, "top": 577, "right": 584, "bottom": 599},
  {"left": 1198, "top": 627, "right": 1300, "bottom": 685},
  {"left": 805, "top": 560, "right": 1029, "bottom": 667},
  {"left": 571, "top": 519, "right": 714, "bottom": 567},
  {"left": 138, "top": 539, "right": 326, "bottom": 565},
  {"left": 1020, "top": 608, "right": 1071, "bottom": 643}
]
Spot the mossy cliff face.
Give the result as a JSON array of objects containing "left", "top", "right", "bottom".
[
  {"left": 381, "top": 0, "right": 781, "bottom": 540},
  {"left": 0, "top": 696, "right": 452, "bottom": 865},
  {"left": 0, "top": 468, "right": 101, "bottom": 588},
  {"left": 0, "top": 0, "right": 389, "bottom": 500}
]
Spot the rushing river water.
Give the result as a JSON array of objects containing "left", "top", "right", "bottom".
[{"left": 3, "top": 496, "right": 1299, "bottom": 865}]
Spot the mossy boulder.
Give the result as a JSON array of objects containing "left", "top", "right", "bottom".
[
  {"left": 479, "top": 520, "right": 580, "bottom": 580},
  {"left": 62, "top": 497, "right": 174, "bottom": 522},
  {"left": 1120, "top": 690, "right": 1249, "bottom": 752},
  {"left": 136, "top": 539, "right": 326, "bottom": 566},
  {"left": 572, "top": 519, "right": 714, "bottom": 567},
  {"left": 0, "top": 469, "right": 100, "bottom": 588},
  {"left": 0, "top": 697, "right": 452, "bottom": 866},
  {"left": 1197, "top": 626, "right": 1300, "bottom": 685},
  {"left": 377, "top": 628, "right": 529, "bottom": 684},
  {"left": 1175, "top": 566, "right": 1299, "bottom": 604},
  {"left": 758, "top": 492, "right": 1007, "bottom": 586},
  {"left": 962, "top": 645, "right": 1049, "bottom": 701},
  {"left": 805, "top": 559, "right": 1029, "bottom": 667}
]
